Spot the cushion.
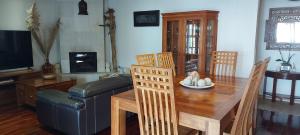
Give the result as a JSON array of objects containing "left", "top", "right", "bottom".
[{"left": 68, "top": 74, "right": 132, "bottom": 98}]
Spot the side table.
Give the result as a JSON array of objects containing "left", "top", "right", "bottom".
[
  {"left": 263, "top": 70, "right": 300, "bottom": 105},
  {"left": 16, "top": 77, "right": 76, "bottom": 107}
]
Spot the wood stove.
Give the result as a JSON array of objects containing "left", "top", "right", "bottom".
[{"left": 69, "top": 52, "right": 97, "bottom": 73}]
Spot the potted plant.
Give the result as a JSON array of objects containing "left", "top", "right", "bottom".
[
  {"left": 26, "top": 2, "right": 60, "bottom": 79},
  {"left": 276, "top": 48, "right": 295, "bottom": 72}
]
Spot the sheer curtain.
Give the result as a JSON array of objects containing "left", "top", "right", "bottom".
[{"left": 276, "top": 22, "right": 300, "bottom": 43}]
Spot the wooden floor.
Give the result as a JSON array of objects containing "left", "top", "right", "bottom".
[
  {"left": 0, "top": 103, "right": 140, "bottom": 135},
  {"left": 0, "top": 103, "right": 300, "bottom": 135}
]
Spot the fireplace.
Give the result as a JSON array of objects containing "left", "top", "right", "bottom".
[{"left": 69, "top": 52, "right": 97, "bottom": 73}]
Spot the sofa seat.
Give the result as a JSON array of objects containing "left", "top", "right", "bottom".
[{"left": 36, "top": 74, "right": 133, "bottom": 135}]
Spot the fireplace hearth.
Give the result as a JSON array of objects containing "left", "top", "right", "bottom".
[{"left": 69, "top": 52, "right": 97, "bottom": 73}]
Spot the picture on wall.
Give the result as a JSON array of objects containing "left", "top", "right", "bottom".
[{"left": 134, "top": 10, "right": 160, "bottom": 27}]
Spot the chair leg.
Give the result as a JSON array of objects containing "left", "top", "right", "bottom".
[{"left": 249, "top": 127, "right": 253, "bottom": 135}]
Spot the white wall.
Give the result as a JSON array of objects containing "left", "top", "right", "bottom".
[
  {"left": 256, "top": 0, "right": 300, "bottom": 97},
  {"left": 0, "top": 0, "right": 60, "bottom": 70},
  {"left": 59, "top": 0, "right": 105, "bottom": 73},
  {"left": 108, "top": 0, "right": 261, "bottom": 77}
]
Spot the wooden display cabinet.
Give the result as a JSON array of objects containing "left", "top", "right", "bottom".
[{"left": 162, "top": 10, "right": 219, "bottom": 76}]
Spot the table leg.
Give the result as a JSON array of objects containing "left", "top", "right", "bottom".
[
  {"left": 290, "top": 80, "right": 296, "bottom": 105},
  {"left": 270, "top": 111, "right": 275, "bottom": 124},
  {"left": 263, "top": 77, "right": 267, "bottom": 99},
  {"left": 111, "top": 97, "right": 126, "bottom": 135},
  {"left": 272, "top": 78, "right": 277, "bottom": 102},
  {"left": 206, "top": 121, "right": 220, "bottom": 135}
]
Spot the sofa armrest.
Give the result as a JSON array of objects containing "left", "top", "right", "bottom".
[{"left": 37, "top": 89, "right": 84, "bottom": 109}]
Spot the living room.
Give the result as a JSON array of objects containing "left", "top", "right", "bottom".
[{"left": 1, "top": 0, "right": 300, "bottom": 134}]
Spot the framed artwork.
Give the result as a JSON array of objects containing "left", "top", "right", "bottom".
[
  {"left": 134, "top": 10, "right": 160, "bottom": 27},
  {"left": 265, "top": 7, "right": 300, "bottom": 50}
]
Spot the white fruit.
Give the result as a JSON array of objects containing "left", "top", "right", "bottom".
[
  {"left": 197, "top": 79, "right": 206, "bottom": 87},
  {"left": 204, "top": 78, "right": 212, "bottom": 85},
  {"left": 183, "top": 77, "right": 192, "bottom": 86}
]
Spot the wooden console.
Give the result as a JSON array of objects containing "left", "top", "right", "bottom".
[
  {"left": 16, "top": 77, "right": 76, "bottom": 107},
  {"left": 0, "top": 69, "right": 41, "bottom": 106}
]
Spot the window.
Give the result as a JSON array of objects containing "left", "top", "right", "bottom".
[{"left": 276, "top": 22, "right": 300, "bottom": 43}]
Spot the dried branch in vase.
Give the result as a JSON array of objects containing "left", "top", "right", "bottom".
[
  {"left": 46, "top": 19, "right": 60, "bottom": 58},
  {"left": 25, "top": 1, "right": 60, "bottom": 77},
  {"left": 25, "top": 2, "right": 40, "bottom": 31},
  {"left": 25, "top": 1, "right": 60, "bottom": 61}
]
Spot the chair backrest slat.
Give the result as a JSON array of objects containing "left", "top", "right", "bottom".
[
  {"left": 136, "top": 54, "right": 156, "bottom": 67},
  {"left": 230, "top": 58, "right": 270, "bottom": 135},
  {"left": 131, "top": 65, "right": 178, "bottom": 135},
  {"left": 210, "top": 51, "right": 238, "bottom": 77},
  {"left": 157, "top": 52, "right": 176, "bottom": 76}
]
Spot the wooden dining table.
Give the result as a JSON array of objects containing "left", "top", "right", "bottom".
[{"left": 111, "top": 76, "right": 248, "bottom": 135}]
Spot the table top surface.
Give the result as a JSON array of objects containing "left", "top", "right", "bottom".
[
  {"left": 0, "top": 69, "right": 40, "bottom": 78},
  {"left": 16, "top": 76, "right": 75, "bottom": 87},
  {"left": 114, "top": 76, "right": 248, "bottom": 120},
  {"left": 266, "top": 70, "right": 300, "bottom": 74},
  {"left": 266, "top": 70, "right": 300, "bottom": 80}
]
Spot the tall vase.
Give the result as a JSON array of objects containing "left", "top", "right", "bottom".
[{"left": 42, "top": 58, "right": 56, "bottom": 79}]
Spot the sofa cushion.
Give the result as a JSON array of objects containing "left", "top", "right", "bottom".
[
  {"left": 69, "top": 74, "right": 132, "bottom": 98},
  {"left": 37, "top": 90, "right": 84, "bottom": 109}
]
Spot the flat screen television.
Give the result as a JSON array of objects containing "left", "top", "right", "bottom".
[{"left": 0, "top": 30, "right": 33, "bottom": 70}]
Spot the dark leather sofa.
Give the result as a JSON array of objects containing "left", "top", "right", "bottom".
[{"left": 36, "top": 75, "right": 132, "bottom": 135}]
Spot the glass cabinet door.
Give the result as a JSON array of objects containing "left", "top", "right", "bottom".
[
  {"left": 184, "top": 20, "right": 201, "bottom": 75},
  {"left": 162, "top": 11, "right": 219, "bottom": 77},
  {"left": 205, "top": 20, "right": 215, "bottom": 74},
  {"left": 166, "top": 21, "right": 180, "bottom": 73}
]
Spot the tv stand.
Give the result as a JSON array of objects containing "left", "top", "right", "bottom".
[{"left": 0, "top": 69, "right": 41, "bottom": 106}]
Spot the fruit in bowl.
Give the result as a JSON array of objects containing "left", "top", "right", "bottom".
[
  {"left": 192, "top": 77, "right": 199, "bottom": 86},
  {"left": 204, "top": 78, "right": 212, "bottom": 85},
  {"left": 197, "top": 79, "right": 206, "bottom": 87},
  {"left": 182, "top": 71, "right": 213, "bottom": 87},
  {"left": 189, "top": 71, "right": 199, "bottom": 80},
  {"left": 183, "top": 76, "right": 193, "bottom": 86}
]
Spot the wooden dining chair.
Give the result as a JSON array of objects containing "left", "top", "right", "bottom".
[
  {"left": 157, "top": 52, "right": 176, "bottom": 76},
  {"left": 210, "top": 51, "right": 238, "bottom": 77},
  {"left": 252, "top": 57, "right": 270, "bottom": 131},
  {"left": 136, "top": 54, "right": 156, "bottom": 66},
  {"left": 131, "top": 65, "right": 198, "bottom": 135},
  {"left": 224, "top": 58, "right": 269, "bottom": 135}
]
